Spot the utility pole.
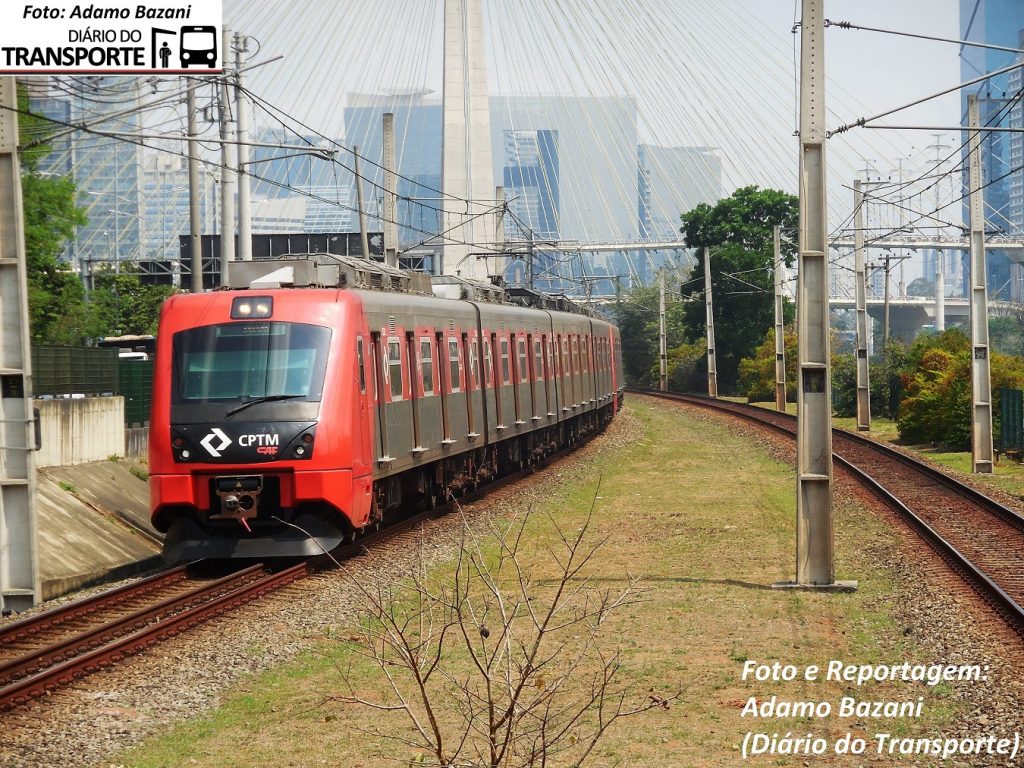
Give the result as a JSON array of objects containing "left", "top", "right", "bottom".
[
  {"left": 186, "top": 83, "right": 203, "bottom": 292},
  {"left": 234, "top": 32, "right": 252, "bottom": 262},
  {"left": 353, "top": 145, "right": 371, "bottom": 260},
  {"left": 494, "top": 185, "right": 505, "bottom": 278},
  {"left": 218, "top": 28, "right": 236, "bottom": 284},
  {"left": 773, "top": 226, "right": 787, "bottom": 411},
  {"left": 659, "top": 269, "right": 667, "bottom": 392},
  {"left": 703, "top": 247, "right": 717, "bottom": 397},
  {"left": 882, "top": 253, "right": 891, "bottom": 347},
  {"left": 853, "top": 181, "right": 871, "bottom": 430},
  {"left": 930, "top": 134, "right": 948, "bottom": 331},
  {"left": 967, "top": 94, "right": 993, "bottom": 474},
  {"left": 382, "top": 112, "right": 398, "bottom": 268},
  {"left": 786, "top": 0, "right": 850, "bottom": 590},
  {"left": 0, "top": 76, "right": 40, "bottom": 612}
]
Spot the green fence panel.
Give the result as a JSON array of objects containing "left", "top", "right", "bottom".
[
  {"left": 999, "top": 387, "right": 1023, "bottom": 454},
  {"left": 118, "top": 359, "right": 154, "bottom": 425},
  {"left": 31, "top": 346, "right": 119, "bottom": 396}
]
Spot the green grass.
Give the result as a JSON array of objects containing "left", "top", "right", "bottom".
[{"left": 112, "top": 399, "right": 966, "bottom": 768}]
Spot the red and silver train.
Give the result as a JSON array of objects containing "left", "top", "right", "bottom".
[{"left": 149, "top": 257, "right": 623, "bottom": 561}]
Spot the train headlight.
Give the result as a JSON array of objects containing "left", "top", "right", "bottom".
[
  {"left": 181, "top": 450, "right": 191, "bottom": 459},
  {"left": 294, "top": 446, "right": 306, "bottom": 456},
  {"left": 231, "top": 296, "right": 273, "bottom": 319}
]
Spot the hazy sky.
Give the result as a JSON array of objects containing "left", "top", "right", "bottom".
[{"left": 220, "top": 0, "right": 968, "bottom": 223}]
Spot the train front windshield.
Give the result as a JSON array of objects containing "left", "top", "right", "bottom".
[{"left": 173, "top": 322, "right": 331, "bottom": 406}]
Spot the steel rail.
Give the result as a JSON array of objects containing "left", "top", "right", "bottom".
[
  {"left": 0, "top": 563, "right": 308, "bottom": 711},
  {"left": 632, "top": 389, "right": 1024, "bottom": 633},
  {"left": 0, "top": 564, "right": 192, "bottom": 647}
]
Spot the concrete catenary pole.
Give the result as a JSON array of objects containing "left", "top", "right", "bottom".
[
  {"left": 932, "top": 136, "right": 946, "bottom": 332},
  {"left": 659, "top": 269, "right": 667, "bottom": 392},
  {"left": 773, "top": 226, "right": 787, "bottom": 411},
  {"left": 853, "top": 180, "right": 871, "bottom": 431},
  {"left": 795, "top": 0, "right": 837, "bottom": 587},
  {"left": 703, "top": 247, "right": 717, "bottom": 397},
  {"left": 382, "top": 112, "right": 398, "bottom": 268},
  {"left": 186, "top": 83, "right": 203, "bottom": 292},
  {"left": 218, "top": 28, "right": 236, "bottom": 284},
  {"left": 967, "top": 94, "right": 993, "bottom": 474},
  {"left": 234, "top": 32, "right": 252, "bottom": 262},
  {"left": 0, "top": 76, "right": 40, "bottom": 611},
  {"left": 353, "top": 145, "right": 371, "bottom": 261}
]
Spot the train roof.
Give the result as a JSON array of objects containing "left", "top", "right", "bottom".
[{"left": 222, "top": 254, "right": 599, "bottom": 319}]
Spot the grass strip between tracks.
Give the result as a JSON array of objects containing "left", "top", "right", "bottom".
[{"left": 116, "top": 398, "right": 965, "bottom": 767}]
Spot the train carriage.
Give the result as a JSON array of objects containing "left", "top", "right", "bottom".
[{"left": 149, "top": 256, "right": 622, "bottom": 561}]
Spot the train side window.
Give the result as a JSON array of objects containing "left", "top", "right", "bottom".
[
  {"left": 420, "top": 338, "right": 434, "bottom": 395},
  {"left": 484, "top": 338, "right": 493, "bottom": 385},
  {"left": 356, "top": 336, "right": 366, "bottom": 394},
  {"left": 469, "top": 340, "right": 479, "bottom": 387},
  {"left": 448, "top": 338, "right": 461, "bottom": 393},
  {"left": 517, "top": 338, "right": 528, "bottom": 383},
  {"left": 534, "top": 339, "right": 543, "bottom": 381},
  {"left": 571, "top": 336, "right": 578, "bottom": 374},
  {"left": 501, "top": 338, "right": 511, "bottom": 384},
  {"left": 387, "top": 337, "right": 403, "bottom": 400}
]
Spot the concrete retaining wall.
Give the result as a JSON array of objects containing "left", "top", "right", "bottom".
[
  {"left": 35, "top": 397, "right": 125, "bottom": 468},
  {"left": 125, "top": 426, "right": 149, "bottom": 462}
]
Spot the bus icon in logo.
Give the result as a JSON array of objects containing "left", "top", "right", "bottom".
[{"left": 180, "top": 26, "right": 218, "bottom": 69}]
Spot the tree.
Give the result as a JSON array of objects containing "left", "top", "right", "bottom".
[
  {"left": 331, "top": 497, "right": 674, "bottom": 766},
  {"left": 737, "top": 328, "right": 798, "bottom": 403},
  {"left": 612, "top": 282, "right": 689, "bottom": 388},
  {"left": 894, "top": 329, "right": 1024, "bottom": 448},
  {"left": 18, "top": 85, "right": 90, "bottom": 344},
  {"left": 90, "top": 269, "right": 176, "bottom": 336},
  {"left": 679, "top": 186, "right": 798, "bottom": 390}
]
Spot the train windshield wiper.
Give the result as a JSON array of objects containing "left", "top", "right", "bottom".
[{"left": 225, "top": 394, "right": 303, "bottom": 417}]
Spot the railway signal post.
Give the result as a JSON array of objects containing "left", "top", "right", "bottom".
[{"left": 775, "top": 0, "right": 855, "bottom": 592}]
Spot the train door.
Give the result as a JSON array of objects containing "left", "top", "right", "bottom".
[
  {"left": 355, "top": 335, "right": 371, "bottom": 470},
  {"left": 461, "top": 333, "right": 478, "bottom": 439},
  {"left": 405, "top": 332, "right": 422, "bottom": 451},
  {"left": 436, "top": 332, "right": 453, "bottom": 445},
  {"left": 517, "top": 335, "right": 531, "bottom": 424},
  {"left": 541, "top": 335, "right": 553, "bottom": 418},
  {"left": 369, "top": 333, "right": 392, "bottom": 462},
  {"left": 528, "top": 334, "right": 539, "bottom": 422}
]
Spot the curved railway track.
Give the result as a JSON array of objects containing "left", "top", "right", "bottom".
[{"left": 634, "top": 389, "right": 1024, "bottom": 635}]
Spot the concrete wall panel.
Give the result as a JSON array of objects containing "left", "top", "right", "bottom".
[{"left": 35, "top": 397, "right": 124, "bottom": 468}]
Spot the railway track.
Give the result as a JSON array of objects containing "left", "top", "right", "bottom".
[
  {"left": 0, "top": 562, "right": 309, "bottom": 712},
  {"left": 0, "top": 425, "right": 592, "bottom": 713},
  {"left": 635, "top": 389, "right": 1024, "bottom": 634}
]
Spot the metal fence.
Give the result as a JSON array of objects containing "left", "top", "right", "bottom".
[
  {"left": 32, "top": 346, "right": 119, "bottom": 395},
  {"left": 119, "top": 358, "right": 154, "bottom": 425},
  {"left": 31, "top": 346, "right": 153, "bottom": 425}
]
